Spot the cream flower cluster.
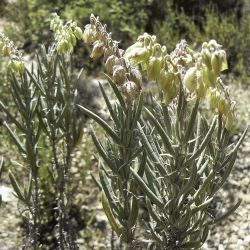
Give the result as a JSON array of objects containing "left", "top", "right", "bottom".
[
  {"left": 0, "top": 32, "right": 25, "bottom": 74},
  {"left": 124, "top": 34, "right": 186, "bottom": 104},
  {"left": 83, "top": 14, "right": 142, "bottom": 102},
  {"left": 124, "top": 34, "right": 235, "bottom": 131},
  {"left": 50, "top": 13, "right": 83, "bottom": 54}
]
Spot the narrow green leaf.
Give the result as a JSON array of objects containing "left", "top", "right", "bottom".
[
  {"left": 131, "top": 92, "right": 143, "bottom": 129},
  {"left": 9, "top": 171, "right": 26, "bottom": 203},
  {"left": 212, "top": 150, "right": 237, "bottom": 194},
  {"left": 184, "top": 117, "right": 216, "bottom": 168},
  {"left": 201, "top": 225, "right": 209, "bottom": 243},
  {"left": 0, "top": 101, "right": 25, "bottom": 132},
  {"left": 145, "top": 107, "right": 175, "bottom": 155},
  {"left": 26, "top": 68, "right": 46, "bottom": 95},
  {"left": 146, "top": 198, "right": 161, "bottom": 224},
  {"left": 99, "top": 82, "right": 120, "bottom": 126},
  {"left": 99, "top": 165, "right": 120, "bottom": 214},
  {"left": 3, "top": 122, "right": 26, "bottom": 154},
  {"left": 184, "top": 99, "right": 199, "bottom": 143},
  {"left": 191, "top": 197, "right": 213, "bottom": 214},
  {"left": 232, "top": 126, "right": 248, "bottom": 152},
  {"left": 130, "top": 168, "right": 164, "bottom": 208},
  {"left": 91, "top": 131, "right": 116, "bottom": 173},
  {"left": 78, "top": 105, "right": 121, "bottom": 144},
  {"left": 101, "top": 191, "right": 122, "bottom": 236},
  {"left": 128, "top": 196, "right": 139, "bottom": 227},
  {"left": 162, "top": 103, "right": 172, "bottom": 134}
]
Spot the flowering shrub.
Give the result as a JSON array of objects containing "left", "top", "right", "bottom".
[
  {"left": 0, "top": 12, "right": 247, "bottom": 249},
  {"left": 80, "top": 14, "right": 247, "bottom": 249}
]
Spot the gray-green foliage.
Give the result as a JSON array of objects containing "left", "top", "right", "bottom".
[
  {"left": 133, "top": 96, "right": 246, "bottom": 249},
  {"left": 80, "top": 77, "right": 246, "bottom": 249},
  {"left": 80, "top": 14, "right": 247, "bottom": 250},
  {"left": 0, "top": 18, "right": 84, "bottom": 248},
  {"left": 79, "top": 76, "right": 144, "bottom": 245}
]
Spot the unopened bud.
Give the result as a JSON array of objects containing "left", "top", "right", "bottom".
[
  {"left": 90, "top": 41, "right": 104, "bottom": 59},
  {"left": 124, "top": 42, "right": 150, "bottom": 65},
  {"left": 211, "top": 51, "right": 222, "bottom": 76},
  {"left": 128, "top": 68, "right": 142, "bottom": 90},
  {"left": 183, "top": 67, "right": 197, "bottom": 93},
  {"left": 225, "top": 110, "right": 234, "bottom": 131},
  {"left": 196, "top": 81, "right": 207, "bottom": 99},
  {"left": 83, "top": 24, "right": 94, "bottom": 44},
  {"left": 105, "top": 55, "right": 121, "bottom": 74},
  {"left": 201, "top": 48, "right": 212, "bottom": 69},
  {"left": 158, "top": 70, "right": 175, "bottom": 91},
  {"left": 69, "top": 33, "right": 77, "bottom": 46},
  {"left": 122, "top": 81, "right": 138, "bottom": 101},
  {"left": 202, "top": 67, "right": 216, "bottom": 87},
  {"left": 113, "top": 65, "right": 126, "bottom": 85},
  {"left": 163, "top": 76, "right": 179, "bottom": 104},
  {"left": 74, "top": 27, "right": 83, "bottom": 40}
]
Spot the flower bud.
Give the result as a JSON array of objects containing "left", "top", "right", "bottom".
[
  {"left": 69, "top": 33, "right": 77, "bottom": 46},
  {"left": 147, "top": 56, "right": 163, "bottom": 81},
  {"left": 122, "top": 81, "right": 138, "bottom": 101},
  {"left": 211, "top": 51, "right": 222, "bottom": 76},
  {"left": 90, "top": 41, "right": 104, "bottom": 59},
  {"left": 208, "top": 39, "right": 221, "bottom": 50},
  {"left": 163, "top": 76, "right": 179, "bottom": 104},
  {"left": 218, "top": 50, "right": 228, "bottom": 72},
  {"left": 128, "top": 68, "right": 142, "bottom": 90},
  {"left": 105, "top": 55, "right": 121, "bottom": 74},
  {"left": 201, "top": 48, "right": 212, "bottom": 69},
  {"left": 225, "top": 110, "right": 234, "bottom": 131},
  {"left": 124, "top": 42, "right": 150, "bottom": 65},
  {"left": 195, "top": 81, "right": 206, "bottom": 99},
  {"left": 158, "top": 70, "right": 174, "bottom": 91},
  {"left": 113, "top": 65, "right": 126, "bottom": 85},
  {"left": 202, "top": 67, "right": 216, "bottom": 87},
  {"left": 57, "top": 40, "right": 72, "bottom": 54},
  {"left": 83, "top": 24, "right": 94, "bottom": 44},
  {"left": 74, "top": 27, "right": 83, "bottom": 40},
  {"left": 183, "top": 67, "right": 197, "bottom": 93}
]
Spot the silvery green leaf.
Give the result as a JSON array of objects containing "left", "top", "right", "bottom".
[
  {"left": 184, "top": 98, "right": 199, "bottom": 143},
  {"left": 99, "top": 82, "right": 120, "bottom": 126},
  {"left": 145, "top": 107, "right": 175, "bottom": 156},
  {"left": 184, "top": 117, "right": 216, "bottom": 168},
  {"left": 3, "top": 122, "right": 26, "bottom": 154},
  {"left": 9, "top": 170, "right": 26, "bottom": 203},
  {"left": 78, "top": 105, "right": 121, "bottom": 144},
  {"left": 91, "top": 131, "right": 117, "bottom": 173},
  {"left": 130, "top": 167, "right": 164, "bottom": 208}
]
